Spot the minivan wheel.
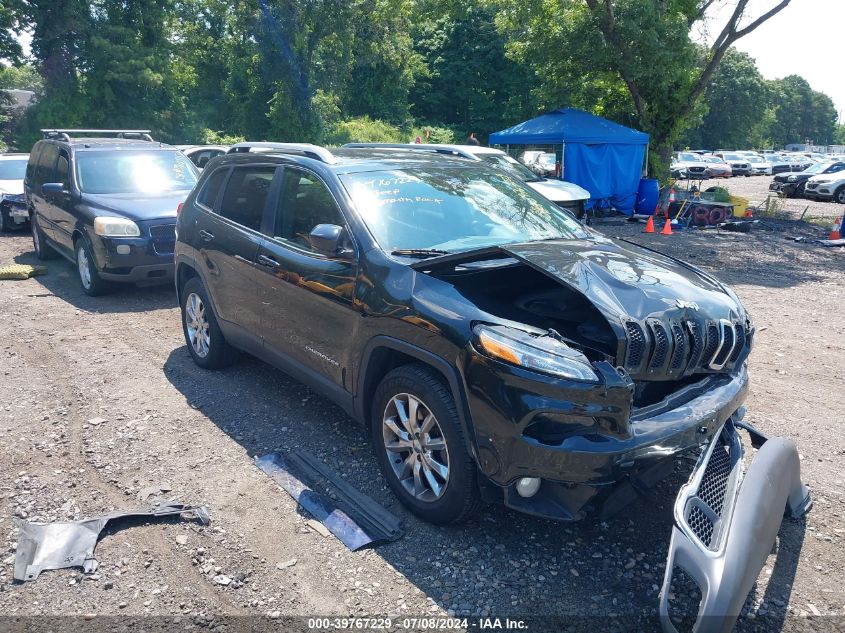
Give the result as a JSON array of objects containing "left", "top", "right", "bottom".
[
  {"left": 75, "top": 240, "right": 112, "bottom": 296},
  {"left": 31, "top": 215, "right": 57, "bottom": 260},
  {"left": 180, "top": 276, "right": 238, "bottom": 369},
  {"left": 371, "top": 363, "right": 480, "bottom": 525}
]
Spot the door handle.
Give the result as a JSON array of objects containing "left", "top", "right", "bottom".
[
  {"left": 258, "top": 254, "right": 281, "bottom": 268},
  {"left": 199, "top": 229, "right": 215, "bottom": 242}
]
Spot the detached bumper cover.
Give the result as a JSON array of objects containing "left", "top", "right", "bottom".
[{"left": 659, "top": 419, "right": 811, "bottom": 633}]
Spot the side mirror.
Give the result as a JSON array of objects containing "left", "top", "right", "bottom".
[
  {"left": 308, "top": 224, "right": 353, "bottom": 258},
  {"left": 42, "top": 182, "right": 68, "bottom": 195}
]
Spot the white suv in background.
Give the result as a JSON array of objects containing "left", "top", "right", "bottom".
[
  {"left": 343, "top": 143, "right": 591, "bottom": 217},
  {"left": 804, "top": 171, "right": 845, "bottom": 203}
]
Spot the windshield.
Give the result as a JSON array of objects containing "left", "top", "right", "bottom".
[
  {"left": 479, "top": 154, "right": 541, "bottom": 181},
  {"left": 722, "top": 153, "right": 742, "bottom": 160},
  {"left": 747, "top": 156, "right": 764, "bottom": 163},
  {"left": 804, "top": 162, "right": 829, "bottom": 174},
  {"left": 339, "top": 167, "right": 588, "bottom": 254},
  {"left": 765, "top": 155, "right": 782, "bottom": 163},
  {"left": 677, "top": 153, "right": 699, "bottom": 162},
  {"left": 703, "top": 156, "right": 721, "bottom": 163},
  {"left": 538, "top": 153, "right": 556, "bottom": 166},
  {"left": 75, "top": 150, "right": 198, "bottom": 194},
  {"left": 0, "top": 158, "right": 28, "bottom": 181}
]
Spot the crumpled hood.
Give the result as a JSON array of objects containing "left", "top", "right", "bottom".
[
  {"left": 82, "top": 191, "right": 191, "bottom": 221},
  {"left": 0, "top": 179, "right": 24, "bottom": 196},
  {"left": 526, "top": 179, "right": 590, "bottom": 203},
  {"left": 499, "top": 237, "right": 741, "bottom": 323}
]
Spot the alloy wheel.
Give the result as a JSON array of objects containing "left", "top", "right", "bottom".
[
  {"left": 185, "top": 292, "right": 211, "bottom": 358},
  {"left": 837, "top": 188, "right": 845, "bottom": 204},
  {"left": 382, "top": 393, "right": 450, "bottom": 502},
  {"left": 77, "top": 245, "right": 92, "bottom": 290}
]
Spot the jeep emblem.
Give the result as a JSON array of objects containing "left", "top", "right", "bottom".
[{"left": 676, "top": 299, "right": 700, "bottom": 311}]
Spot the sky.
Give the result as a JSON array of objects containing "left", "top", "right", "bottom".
[
  {"left": 10, "top": 1, "right": 843, "bottom": 121},
  {"left": 700, "top": 0, "right": 844, "bottom": 120}
]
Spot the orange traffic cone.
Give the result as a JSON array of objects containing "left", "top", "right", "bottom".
[
  {"left": 666, "top": 188, "right": 676, "bottom": 218},
  {"left": 830, "top": 217, "right": 842, "bottom": 240},
  {"left": 644, "top": 216, "right": 655, "bottom": 233},
  {"left": 660, "top": 218, "right": 673, "bottom": 235}
]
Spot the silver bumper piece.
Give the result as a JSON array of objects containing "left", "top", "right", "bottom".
[{"left": 659, "top": 418, "right": 811, "bottom": 633}]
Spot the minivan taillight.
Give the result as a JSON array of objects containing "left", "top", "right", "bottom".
[{"left": 176, "top": 203, "right": 184, "bottom": 215}]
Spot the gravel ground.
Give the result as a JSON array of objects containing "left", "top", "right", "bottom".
[{"left": 0, "top": 194, "right": 843, "bottom": 632}]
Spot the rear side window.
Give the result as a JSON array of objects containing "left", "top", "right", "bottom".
[
  {"left": 36, "top": 144, "right": 59, "bottom": 184},
  {"left": 56, "top": 153, "right": 70, "bottom": 188},
  {"left": 26, "top": 144, "right": 43, "bottom": 180},
  {"left": 196, "top": 168, "right": 228, "bottom": 209},
  {"left": 218, "top": 165, "right": 276, "bottom": 232}
]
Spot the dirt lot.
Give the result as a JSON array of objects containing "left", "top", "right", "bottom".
[{"left": 0, "top": 174, "right": 843, "bottom": 632}]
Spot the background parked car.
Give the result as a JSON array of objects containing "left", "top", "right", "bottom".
[
  {"left": 0, "top": 152, "right": 30, "bottom": 232},
  {"left": 177, "top": 145, "right": 229, "bottom": 170},
  {"left": 671, "top": 152, "right": 710, "bottom": 179},
  {"left": 26, "top": 129, "right": 198, "bottom": 295},
  {"left": 702, "top": 154, "right": 732, "bottom": 178},
  {"left": 528, "top": 152, "right": 558, "bottom": 177},
  {"left": 803, "top": 171, "right": 845, "bottom": 203},
  {"left": 715, "top": 152, "right": 752, "bottom": 177},
  {"left": 764, "top": 154, "right": 793, "bottom": 174},
  {"left": 770, "top": 161, "right": 845, "bottom": 197},
  {"left": 745, "top": 154, "right": 772, "bottom": 175}
]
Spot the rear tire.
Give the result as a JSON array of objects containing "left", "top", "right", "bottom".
[
  {"left": 31, "top": 214, "right": 57, "bottom": 260},
  {"left": 180, "top": 276, "right": 238, "bottom": 369},
  {"left": 0, "top": 206, "right": 10, "bottom": 232},
  {"left": 370, "top": 363, "right": 480, "bottom": 525},
  {"left": 835, "top": 186, "right": 845, "bottom": 205}
]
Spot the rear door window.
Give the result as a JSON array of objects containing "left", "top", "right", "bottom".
[
  {"left": 196, "top": 167, "right": 228, "bottom": 210},
  {"left": 218, "top": 165, "right": 276, "bottom": 232},
  {"left": 26, "top": 144, "right": 43, "bottom": 181}
]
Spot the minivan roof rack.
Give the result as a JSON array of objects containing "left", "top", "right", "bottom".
[
  {"left": 342, "top": 143, "right": 478, "bottom": 160},
  {"left": 41, "top": 129, "right": 154, "bottom": 142},
  {"left": 227, "top": 142, "right": 336, "bottom": 165}
]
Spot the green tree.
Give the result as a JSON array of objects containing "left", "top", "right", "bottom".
[
  {"left": 684, "top": 48, "right": 767, "bottom": 149},
  {"left": 411, "top": 2, "right": 536, "bottom": 138},
  {"left": 496, "top": 0, "right": 791, "bottom": 176}
]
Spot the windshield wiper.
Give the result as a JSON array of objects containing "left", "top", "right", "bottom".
[{"left": 390, "top": 248, "right": 451, "bottom": 258}]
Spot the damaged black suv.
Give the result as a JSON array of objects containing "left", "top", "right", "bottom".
[{"left": 174, "top": 143, "right": 757, "bottom": 525}]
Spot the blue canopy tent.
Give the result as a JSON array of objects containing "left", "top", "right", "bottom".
[{"left": 489, "top": 108, "right": 649, "bottom": 215}]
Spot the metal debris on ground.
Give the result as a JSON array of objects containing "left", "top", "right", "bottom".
[
  {"left": 0, "top": 264, "right": 47, "bottom": 280},
  {"left": 13, "top": 502, "right": 210, "bottom": 582},
  {"left": 255, "top": 451, "right": 403, "bottom": 551}
]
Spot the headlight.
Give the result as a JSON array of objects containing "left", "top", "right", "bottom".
[
  {"left": 94, "top": 217, "right": 140, "bottom": 237},
  {"left": 814, "top": 179, "right": 831, "bottom": 184},
  {"left": 787, "top": 175, "right": 797, "bottom": 182},
  {"left": 473, "top": 324, "right": 599, "bottom": 382}
]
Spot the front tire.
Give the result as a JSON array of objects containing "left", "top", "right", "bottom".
[
  {"left": 75, "top": 239, "right": 113, "bottom": 296},
  {"left": 180, "top": 276, "right": 238, "bottom": 369},
  {"left": 371, "top": 363, "right": 480, "bottom": 525}
]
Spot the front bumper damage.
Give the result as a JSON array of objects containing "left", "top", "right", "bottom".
[{"left": 658, "top": 416, "right": 811, "bottom": 633}]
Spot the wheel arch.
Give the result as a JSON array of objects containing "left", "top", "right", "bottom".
[{"left": 356, "top": 336, "right": 476, "bottom": 455}]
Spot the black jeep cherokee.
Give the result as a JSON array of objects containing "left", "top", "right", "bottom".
[
  {"left": 26, "top": 129, "right": 198, "bottom": 295},
  {"left": 173, "top": 142, "right": 759, "bottom": 526}
]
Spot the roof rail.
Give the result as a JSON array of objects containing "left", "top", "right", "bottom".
[
  {"left": 227, "top": 142, "right": 336, "bottom": 164},
  {"left": 41, "top": 129, "right": 154, "bottom": 142},
  {"left": 342, "top": 143, "right": 479, "bottom": 160}
]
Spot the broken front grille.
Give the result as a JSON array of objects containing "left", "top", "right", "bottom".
[
  {"left": 680, "top": 428, "right": 742, "bottom": 551},
  {"left": 623, "top": 317, "right": 749, "bottom": 378}
]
